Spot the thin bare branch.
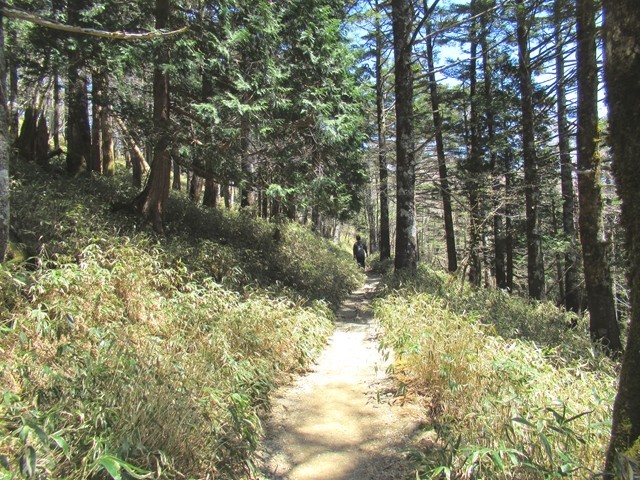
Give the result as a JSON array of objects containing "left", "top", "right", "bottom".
[{"left": 1, "top": 6, "right": 188, "bottom": 40}]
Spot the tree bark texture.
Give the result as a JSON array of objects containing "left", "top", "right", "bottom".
[
  {"left": 35, "top": 115, "right": 49, "bottom": 166},
  {"left": 172, "top": 160, "right": 181, "bottom": 190},
  {"left": 101, "top": 121, "right": 114, "bottom": 176},
  {"left": 516, "top": 0, "right": 545, "bottom": 300},
  {"left": 203, "top": 178, "right": 218, "bottom": 208},
  {"left": 66, "top": 0, "right": 91, "bottom": 175},
  {"left": 134, "top": 0, "right": 172, "bottom": 233},
  {"left": 91, "top": 72, "right": 103, "bottom": 174},
  {"left": 426, "top": 22, "right": 457, "bottom": 273},
  {"left": 376, "top": 3, "right": 391, "bottom": 261},
  {"left": 392, "top": 0, "right": 417, "bottom": 272},
  {"left": 0, "top": 12, "right": 9, "bottom": 262},
  {"left": 190, "top": 174, "right": 203, "bottom": 204},
  {"left": 479, "top": 6, "right": 506, "bottom": 289},
  {"left": 240, "top": 113, "right": 255, "bottom": 207},
  {"left": 466, "top": 17, "right": 482, "bottom": 287},
  {"left": 554, "top": 0, "right": 581, "bottom": 313},
  {"left": 602, "top": 0, "right": 640, "bottom": 475},
  {"left": 53, "top": 71, "right": 61, "bottom": 150},
  {"left": 576, "top": 0, "right": 621, "bottom": 352}
]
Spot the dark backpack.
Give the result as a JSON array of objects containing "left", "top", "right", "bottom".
[{"left": 355, "top": 242, "right": 366, "bottom": 259}]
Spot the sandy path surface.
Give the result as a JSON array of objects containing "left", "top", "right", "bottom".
[{"left": 256, "top": 273, "right": 423, "bottom": 479}]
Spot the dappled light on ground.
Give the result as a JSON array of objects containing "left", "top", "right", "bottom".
[{"left": 257, "top": 274, "right": 423, "bottom": 479}]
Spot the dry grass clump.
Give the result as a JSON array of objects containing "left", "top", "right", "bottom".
[
  {"left": 375, "top": 267, "right": 617, "bottom": 479},
  {"left": 1, "top": 160, "right": 355, "bottom": 479},
  {"left": 1, "top": 242, "right": 333, "bottom": 479}
]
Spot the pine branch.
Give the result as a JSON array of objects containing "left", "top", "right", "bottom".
[{"left": 0, "top": 6, "right": 188, "bottom": 40}]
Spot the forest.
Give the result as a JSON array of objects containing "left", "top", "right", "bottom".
[{"left": 0, "top": 0, "right": 639, "bottom": 479}]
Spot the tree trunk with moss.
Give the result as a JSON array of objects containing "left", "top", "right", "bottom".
[
  {"left": 576, "top": 0, "right": 621, "bottom": 353},
  {"left": 603, "top": 0, "right": 640, "bottom": 475}
]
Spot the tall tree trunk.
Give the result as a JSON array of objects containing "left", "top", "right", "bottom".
[
  {"left": 466, "top": 13, "right": 482, "bottom": 287},
  {"left": 203, "top": 178, "right": 218, "bottom": 208},
  {"left": 376, "top": 1, "right": 391, "bottom": 261},
  {"left": 603, "top": 0, "right": 640, "bottom": 474},
  {"left": 189, "top": 174, "right": 203, "bottom": 204},
  {"left": 172, "top": 160, "right": 181, "bottom": 190},
  {"left": 53, "top": 70, "right": 61, "bottom": 150},
  {"left": 90, "top": 71, "right": 103, "bottom": 174},
  {"left": 516, "top": 0, "right": 545, "bottom": 299},
  {"left": 240, "top": 113, "right": 255, "bottom": 207},
  {"left": 133, "top": 0, "right": 172, "bottom": 233},
  {"left": 392, "top": 0, "right": 417, "bottom": 272},
  {"left": 35, "top": 115, "right": 50, "bottom": 166},
  {"left": 8, "top": 27, "right": 18, "bottom": 138},
  {"left": 552, "top": 200, "right": 566, "bottom": 304},
  {"left": 576, "top": 0, "right": 621, "bottom": 352},
  {"left": 66, "top": 66, "right": 91, "bottom": 174},
  {"left": 101, "top": 99, "right": 115, "bottom": 175},
  {"left": 479, "top": 3, "right": 506, "bottom": 289},
  {"left": 426, "top": 21, "right": 457, "bottom": 272},
  {"left": 366, "top": 172, "right": 379, "bottom": 254},
  {"left": 0, "top": 12, "right": 9, "bottom": 262},
  {"left": 66, "top": 0, "right": 91, "bottom": 175},
  {"left": 505, "top": 147, "right": 515, "bottom": 291},
  {"left": 555, "top": 0, "right": 581, "bottom": 312}
]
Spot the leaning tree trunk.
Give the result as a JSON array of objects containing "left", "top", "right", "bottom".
[
  {"left": 133, "top": 0, "right": 172, "bottom": 233},
  {"left": 576, "top": 0, "right": 621, "bottom": 353},
  {"left": 392, "top": 0, "right": 417, "bottom": 272},
  {"left": 516, "top": 0, "right": 545, "bottom": 300},
  {"left": 0, "top": 12, "right": 9, "bottom": 262},
  {"left": 375, "top": 1, "right": 391, "bottom": 261},
  {"left": 426, "top": 21, "right": 457, "bottom": 273},
  {"left": 603, "top": 0, "right": 640, "bottom": 475},
  {"left": 555, "top": 0, "right": 582, "bottom": 313},
  {"left": 116, "top": 116, "right": 148, "bottom": 188}
]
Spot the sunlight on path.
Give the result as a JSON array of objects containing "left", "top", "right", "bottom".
[{"left": 257, "top": 274, "right": 423, "bottom": 480}]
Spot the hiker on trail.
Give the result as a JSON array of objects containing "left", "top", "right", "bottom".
[{"left": 353, "top": 235, "right": 367, "bottom": 269}]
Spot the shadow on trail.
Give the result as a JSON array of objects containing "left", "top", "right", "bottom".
[{"left": 257, "top": 271, "right": 422, "bottom": 480}]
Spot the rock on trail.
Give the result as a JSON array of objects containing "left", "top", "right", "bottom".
[{"left": 256, "top": 273, "right": 423, "bottom": 480}]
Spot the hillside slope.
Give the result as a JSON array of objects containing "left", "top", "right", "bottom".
[{"left": 1, "top": 159, "right": 363, "bottom": 479}]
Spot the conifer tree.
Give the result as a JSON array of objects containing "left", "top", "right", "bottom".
[{"left": 603, "top": 0, "right": 640, "bottom": 474}]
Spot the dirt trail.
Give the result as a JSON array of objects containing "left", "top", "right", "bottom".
[{"left": 256, "top": 273, "right": 423, "bottom": 479}]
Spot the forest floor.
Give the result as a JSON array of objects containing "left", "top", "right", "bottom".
[{"left": 256, "top": 272, "right": 425, "bottom": 479}]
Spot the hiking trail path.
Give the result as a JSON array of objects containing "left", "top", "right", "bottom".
[{"left": 256, "top": 272, "right": 424, "bottom": 479}]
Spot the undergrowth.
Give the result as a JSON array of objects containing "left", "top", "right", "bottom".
[
  {"left": 375, "top": 266, "right": 618, "bottom": 479},
  {"left": 1, "top": 159, "right": 362, "bottom": 479}
]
